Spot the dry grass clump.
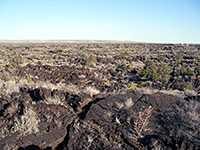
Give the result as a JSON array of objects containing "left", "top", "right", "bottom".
[
  {"left": 0, "top": 78, "right": 80, "bottom": 95},
  {"left": 115, "top": 102, "right": 124, "bottom": 110},
  {"left": 32, "top": 80, "right": 60, "bottom": 90},
  {"left": 184, "top": 90, "right": 197, "bottom": 97},
  {"left": 0, "top": 78, "right": 89, "bottom": 96},
  {"left": 44, "top": 95, "right": 65, "bottom": 106},
  {"left": 12, "top": 106, "right": 40, "bottom": 136},
  {"left": 0, "top": 79, "right": 28, "bottom": 95},
  {"left": 160, "top": 89, "right": 185, "bottom": 98},
  {"left": 136, "top": 88, "right": 190, "bottom": 98},
  {"left": 83, "top": 86, "right": 100, "bottom": 97},
  {"left": 136, "top": 87, "right": 158, "bottom": 95},
  {"left": 0, "top": 130, "right": 6, "bottom": 139},
  {"left": 65, "top": 83, "right": 81, "bottom": 94},
  {"left": 125, "top": 98, "right": 134, "bottom": 109},
  {"left": 130, "top": 61, "right": 145, "bottom": 69}
]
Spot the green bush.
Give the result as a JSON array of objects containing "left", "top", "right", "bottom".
[
  {"left": 174, "top": 64, "right": 193, "bottom": 76},
  {"left": 197, "top": 75, "right": 200, "bottom": 81},
  {"left": 103, "top": 78, "right": 111, "bottom": 86},
  {"left": 138, "top": 81, "right": 148, "bottom": 87},
  {"left": 94, "top": 52, "right": 103, "bottom": 56},
  {"left": 9, "top": 54, "right": 24, "bottom": 67},
  {"left": 27, "top": 74, "right": 33, "bottom": 83},
  {"left": 79, "top": 46, "right": 84, "bottom": 50},
  {"left": 174, "top": 80, "right": 192, "bottom": 91},
  {"left": 107, "top": 73, "right": 112, "bottom": 79},
  {"left": 8, "top": 46, "right": 16, "bottom": 52},
  {"left": 195, "top": 66, "right": 200, "bottom": 75},
  {"left": 85, "top": 55, "right": 97, "bottom": 66},
  {"left": 157, "top": 55, "right": 165, "bottom": 62},
  {"left": 115, "top": 44, "right": 120, "bottom": 48},
  {"left": 124, "top": 44, "right": 129, "bottom": 48},
  {"left": 117, "top": 63, "right": 133, "bottom": 73},
  {"left": 173, "top": 54, "right": 182, "bottom": 63},
  {"left": 141, "top": 61, "right": 171, "bottom": 83},
  {"left": 123, "top": 51, "right": 130, "bottom": 56},
  {"left": 128, "top": 82, "right": 137, "bottom": 92},
  {"left": 157, "top": 63, "right": 171, "bottom": 83},
  {"left": 25, "top": 46, "right": 31, "bottom": 50}
]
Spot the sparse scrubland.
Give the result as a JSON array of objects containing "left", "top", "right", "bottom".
[{"left": 0, "top": 42, "right": 200, "bottom": 149}]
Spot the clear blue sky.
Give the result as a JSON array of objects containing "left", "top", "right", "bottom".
[{"left": 0, "top": 0, "right": 199, "bottom": 43}]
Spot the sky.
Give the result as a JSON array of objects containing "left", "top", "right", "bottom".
[{"left": 0, "top": 0, "right": 199, "bottom": 43}]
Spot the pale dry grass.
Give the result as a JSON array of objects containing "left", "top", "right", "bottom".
[
  {"left": 160, "top": 89, "right": 185, "bottom": 98},
  {"left": 0, "top": 78, "right": 101, "bottom": 98},
  {"left": 115, "top": 102, "right": 124, "bottom": 110},
  {"left": 136, "top": 87, "right": 159, "bottom": 95},
  {"left": 32, "top": 80, "right": 61, "bottom": 90},
  {"left": 130, "top": 61, "right": 145, "bottom": 68},
  {"left": 125, "top": 98, "right": 134, "bottom": 109},
  {"left": 12, "top": 106, "right": 40, "bottom": 136},
  {"left": 65, "top": 83, "right": 81, "bottom": 94},
  {"left": 0, "top": 79, "right": 79, "bottom": 95},
  {"left": 136, "top": 87, "right": 189, "bottom": 98},
  {"left": 44, "top": 95, "right": 65, "bottom": 106},
  {"left": 83, "top": 86, "right": 100, "bottom": 97},
  {"left": 184, "top": 90, "right": 198, "bottom": 97},
  {"left": 0, "top": 130, "right": 6, "bottom": 139},
  {"left": 0, "top": 79, "right": 28, "bottom": 95}
]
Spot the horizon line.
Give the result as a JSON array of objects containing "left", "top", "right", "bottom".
[{"left": 0, "top": 39, "right": 199, "bottom": 44}]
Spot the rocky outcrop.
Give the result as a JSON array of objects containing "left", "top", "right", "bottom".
[
  {"left": 0, "top": 88, "right": 77, "bottom": 150},
  {"left": 66, "top": 93, "right": 200, "bottom": 150},
  {"left": 0, "top": 87, "right": 200, "bottom": 150}
]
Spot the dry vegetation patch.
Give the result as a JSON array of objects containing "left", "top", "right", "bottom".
[{"left": 0, "top": 42, "right": 200, "bottom": 149}]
